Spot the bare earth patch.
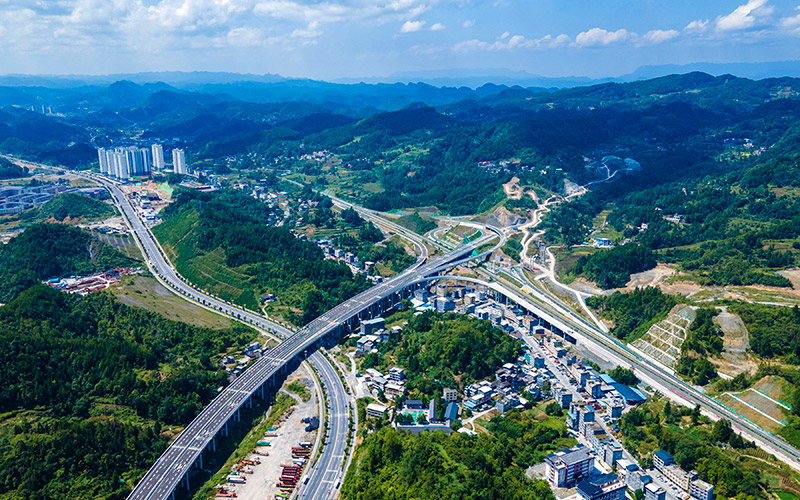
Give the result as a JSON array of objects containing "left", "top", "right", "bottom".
[{"left": 710, "top": 307, "right": 758, "bottom": 377}]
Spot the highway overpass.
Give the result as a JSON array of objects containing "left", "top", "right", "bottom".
[{"left": 93, "top": 170, "right": 503, "bottom": 500}]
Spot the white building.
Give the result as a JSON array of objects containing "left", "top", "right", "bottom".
[
  {"left": 172, "top": 148, "right": 187, "bottom": 175},
  {"left": 97, "top": 148, "right": 109, "bottom": 174},
  {"left": 152, "top": 144, "right": 165, "bottom": 170},
  {"left": 366, "top": 403, "right": 389, "bottom": 418}
]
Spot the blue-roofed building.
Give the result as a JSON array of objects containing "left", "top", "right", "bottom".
[
  {"left": 612, "top": 383, "right": 647, "bottom": 404},
  {"left": 444, "top": 402, "right": 459, "bottom": 422},
  {"left": 599, "top": 373, "right": 616, "bottom": 385},
  {"left": 654, "top": 450, "right": 675, "bottom": 471}
]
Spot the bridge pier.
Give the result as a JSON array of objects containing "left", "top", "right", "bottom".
[
  {"left": 235, "top": 408, "right": 240, "bottom": 423},
  {"left": 184, "top": 472, "right": 190, "bottom": 490}
]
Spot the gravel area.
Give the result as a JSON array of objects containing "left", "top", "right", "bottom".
[{"left": 226, "top": 365, "right": 320, "bottom": 500}]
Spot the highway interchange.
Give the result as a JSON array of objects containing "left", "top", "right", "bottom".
[
  {"left": 70, "top": 169, "right": 800, "bottom": 499},
  {"left": 84, "top": 172, "right": 500, "bottom": 500}
]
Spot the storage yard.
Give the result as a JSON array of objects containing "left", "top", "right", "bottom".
[{"left": 213, "top": 366, "right": 320, "bottom": 500}]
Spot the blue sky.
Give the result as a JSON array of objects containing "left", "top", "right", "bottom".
[{"left": 1, "top": 0, "right": 800, "bottom": 79}]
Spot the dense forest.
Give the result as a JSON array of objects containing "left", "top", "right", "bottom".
[
  {"left": 729, "top": 303, "right": 800, "bottom": 361},
  {"left": 360, "top": 311, "right": 521, "bottom": 401},
  {"left": 586, "top": 287, "right": 679, "bottom": 342},
  {"left": 153, "top": 189, "right": 367, "bottom": 324},
  {"left": 0, "top": 157, "right": 27, "bottom": 179},
  {"left": 572, "top": 244, "right": 656, "bottom": 289},
  {"left": 0, "top": 223, "right": 136, "bottom": 302},
  {"left": 33, "top": 192, "right": 115, "bottom": 222},
  {"left": 342, "top": 414, "right": 562, "bottom": 500},
  {"left": 0, "top": 285, "right": 256, "bottom": 499}
]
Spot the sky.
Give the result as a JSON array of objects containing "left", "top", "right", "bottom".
[{"left": 2, "top": 0, "right": 800, "bottom": 80}]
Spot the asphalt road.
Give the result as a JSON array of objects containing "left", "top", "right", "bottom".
[
  {"left": 453, "top": 271, "right": 800, "bottom": 472},
  {"left": 76, "top": 174, "right": 362, "bottom": 500},
  {"left": 80, "top": 173, "right": 499, "bottom": 500}
]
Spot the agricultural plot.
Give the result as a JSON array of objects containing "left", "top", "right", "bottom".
[{"left": 632, "top": 304, "right": 695, "bottom": 368}]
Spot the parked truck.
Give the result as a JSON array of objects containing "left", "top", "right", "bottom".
[{"left": 227, "top": 475, "right": 246, "bottom": 484}]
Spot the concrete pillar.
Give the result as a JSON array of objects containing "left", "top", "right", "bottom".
[
  {"left": 211, "top": 437, "right": 216, "bottom": 452},
  {"left": 184, "top": 473, "right": 190, "bottom": 490},
  {"left": 198, "top": 453, "right": 203, "bottom": 470}
]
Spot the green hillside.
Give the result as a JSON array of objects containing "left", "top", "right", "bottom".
[
  {"left": 153, "top": 189, "right": 368, "bottom": 324},
  {"left": 0, "top": 223, "right": 136, "bottom": 302},
  {"left": 35, "top": 192, "right": 115, "bottom": 222},
  {"left": 0, "top": 285, "right": 256, "bottom": 500}
]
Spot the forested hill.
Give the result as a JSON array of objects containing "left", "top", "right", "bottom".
[
  {"left": 0, "top": 156, "right": 27, "bottom": 179},
  {"left": 0, "top": 285, "right": 256, "bottom": 500},
  {"left": 0, "top": 223, "right": 136, "bottom": 302},
  {"left": 153, "top": 189, "right": 368, "bottom": 324}
]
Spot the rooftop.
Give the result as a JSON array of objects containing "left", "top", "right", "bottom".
[{"left": 545, "top": 445, "right": 595, "bottom": 467}]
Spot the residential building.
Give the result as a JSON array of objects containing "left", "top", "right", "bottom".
[
  {"left": 654, "top": 450, "right": 675, "bottom": 472},
  {"left": 576, "top": 473, "right": 626, "bottom": 500},
  {"left": 443, "top": 388, "right": 458, "bottom": 403},
  {"left": 554, "top": 384, "right": 573, "bottom": 409},
  {"left": 384, "top": 382, "right": 406, "bottom": 400},
  {"left": 615, "top": 459, "right": 639, "bottom": 483},
  {"left": 152, "top": 144, "right": 165, "bottom": 170},
  {"left": 388, "top": 366, "right": 405, "bottom": 382},
  {"left": 603, "top": 442, "right": 623, "bottom": 467},
  {"left": 496, "top": 395, "right": 519, "bottom": 413},
  {"left": 172, "top": 148, "right": 187, "bottom": 174},
  {"left": 366, "top": 403, "right": 389, "bottom": 418},
  {"left": 627, "top": 471, "right": 652, "bottom": 492},
  {"left": 689, "top": 479, "right": 714, "bottom": 500},
  {"left": 97, "top": 148, "right": 109, "bottom": 174},
  {"left": 436, "top": 296, "right": 455, "bottom": 312},
  {"left": 544, "top": 445, "right": 595, "bottom": 488},
  {"left": 360, "top": 317, "right": 385, "bottom": 335},
  {"left": 645, "top": 483, "right": 666, "bottom": 500},
  {"left": 663, "top": 464, "right": 698, "bottom": 491}
]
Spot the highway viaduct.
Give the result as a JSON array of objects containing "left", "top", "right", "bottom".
[{"left": 127, "top": 230, "right": 502, "bottom": 500}]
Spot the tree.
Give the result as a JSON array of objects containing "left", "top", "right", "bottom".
[
  {"left": 545, "top": 402, "right": 563, "bottom": 417},
  {"left": 712, "top": 419, "right": 733, "bottom": 443},
  {"left": 609, "top": 366, "right": 639, "bottom": 386}
]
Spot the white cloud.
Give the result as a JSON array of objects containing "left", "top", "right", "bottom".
[
  {"left": 291, "top": 21, "right": 322, "bottom": 38},
  {"left": 716, "top": 0, "right": 774, "bottom": 31},
  {"left": 430, "top": 22, "right": 445, "bottom": 31},
  {"left": 779, "top": 7, "right": 800, "bottom": 28},
  {"left": 453, "top": 32, "right": 569, "bottom": 52},
  {"left": 642, "top": 29, "right": 679, "bottom": 43},
  {"left": 684, "top": 19, "right": 709, "bottom": 33},
  {"left": 401, "top": 20, "right": 425, "bottom": 32},
  {"left": 574, "top": 28, "right": 631, "bottom": 47},
  {"left": 462, "top": 19, "right": 475, "bottom": 28}
]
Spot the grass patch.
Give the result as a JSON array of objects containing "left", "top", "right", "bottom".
[
  {"left": 288, "top": 381, "right": 312, "bottom": 402},
  {"left": 109, "top": 275, "right": 236, "bottom": 330}
]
